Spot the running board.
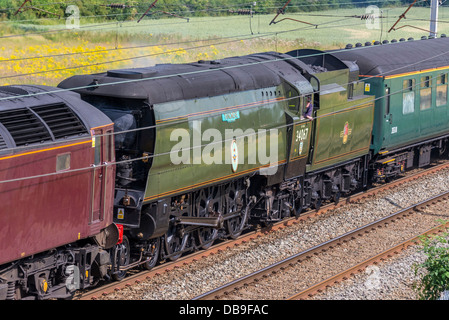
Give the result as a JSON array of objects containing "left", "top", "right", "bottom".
[{"left": 177, "top": 216, "right": 224, "bottom": 229}]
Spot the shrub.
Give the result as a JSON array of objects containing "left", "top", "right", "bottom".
[{"left": 413, "top": 228, "right": 449, "bottom": 300}]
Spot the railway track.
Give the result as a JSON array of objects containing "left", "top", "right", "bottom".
[
  {"left": 193, "top": 191, "right": 449, "bottom": 300},
  {"left": 77, "top": 161, "right": 449, "bottom": 300}
]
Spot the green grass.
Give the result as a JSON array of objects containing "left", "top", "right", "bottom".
[
  {"left": 8, "top": 6, "right": 449, "bottom": 50},
  {"left": 1, "top": 6, "right": 448, "bottom": 86}
]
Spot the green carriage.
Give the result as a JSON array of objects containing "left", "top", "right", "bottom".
[{"left": 333, "top": 36, "right": 449, "bottom": 181}]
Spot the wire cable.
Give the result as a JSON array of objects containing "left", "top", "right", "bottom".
[
  {"left": 1, "top": 41, "right": 448, "bottom": 184},
  {"left": 0, "top": 73, "right": 441, "bottom": 185},
  {"left": 0, "top": 18, "right": 368, "bottom": 80}
]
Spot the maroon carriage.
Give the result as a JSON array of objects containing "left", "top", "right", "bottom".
[{"left": 0, "top": 85, "right": 118, "bottom": 300}]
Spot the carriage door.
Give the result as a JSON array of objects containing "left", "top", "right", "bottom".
[{"left": 91, "top": 128, "right": 105, "bottom": 223}]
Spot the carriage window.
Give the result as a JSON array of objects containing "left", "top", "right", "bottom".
[
  {"left": 437, "top": 74, "right": 447, "bottom": 107},
  {"left": 436, "top": 86, "right": 447, "bottom": 107},
  {"left": 105, "top": 130, "right": 112, "bottom": 162},
  {"left": 420, "top": 88, "right": 432, "bottom": 110},
  {"left": 403, "top": 79, "right": 415, "bottom": 114},
  {"left": 420, "top": 76, "right": 431, "bottom": 88},
  {"left": 420, "top": 76, "right": 432, "bottom": 110},
  {"left": 403, "top": 79, "right": 414, "bottom": 90},
  {"left": 56, "top": 153, "right": 71, "bottom": 171},
  {"left": 94, "top": 135, "right": 101, "bottom": 165},
  {"left": 285, "top": 83, "right": 300, "bottom": 113}
]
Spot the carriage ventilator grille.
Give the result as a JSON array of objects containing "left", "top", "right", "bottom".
[
  {"left": 0, "top": 103, "right": 88, "bottom": 147},
  {"left": 0, "top": 108, "right": 52, "bottom": 146},
  {"left": 0, "top": 134, "right": 7, "bottom": 150},
  {"left": 31, "top": 103, "right": 88, "bottom": 139}
]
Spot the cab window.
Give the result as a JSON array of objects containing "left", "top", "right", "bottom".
[{"left": 285, "top": 83, "right": 301, "bottom": 113}]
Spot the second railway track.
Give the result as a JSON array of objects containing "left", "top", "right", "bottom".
[{"left": 194, "top": 191, "right": 449, "bottom": 300}]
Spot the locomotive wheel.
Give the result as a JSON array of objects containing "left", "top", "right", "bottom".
[
  {"left": 142, "top": 238, "right": 161, "bottom": 270},
  {"left": 194, "top": 187, "right": 220, "bottom": 250},
  {"left": 311, "top": 196, "right": 322, "bottom": 211},
  {"left": 164, "top": 222, "right": 189, "bottom": 261},
  {"left": 332, "top": 191, "right": 341, "bottom": 204},
  {"left": 225, "top": 182, "right": 248, "bottom": 239},
  {"left": 111, "top": 235, "right": 130, "bottom": 281},
  {"left": 294, "top": 193, "right": 303, "bottom": 217}
]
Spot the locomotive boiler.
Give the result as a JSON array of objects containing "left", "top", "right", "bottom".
[{"left": 58, "top": 49, "right": 374, "bottom": 272}]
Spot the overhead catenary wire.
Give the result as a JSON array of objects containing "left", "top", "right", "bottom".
[
  {"left": 0, "top": 1, "right": 446, "bottom": 184},
  {"left": 0, "top": 18, "right": 369, "bottom": 80},
  {"left": 0, "top": 13, "right": 279, "bottom": 40},
  {"left": 0, "top": 8, "right": 437, "bottom": 72},
  {"left": 1, "top": 0, "right": 265, "bottom": 13},
  {"left": 1, "top": 0, "right": 405, "bottom": 14},
  {"left": 0, "top": 0, "right": 430, "bottom": 39},
  {"left": 0, "top": 13, "right": 388, "bottom": 101},
  {"left": 0, "top": 74, "right": 441, "bottom": 185},
  {"left": 1, "top": 3, "right": 444, "bottom": 66},
  {"left": 1, "top": 33, "right": 447, "bottom": 110},
  {"left": 0, "top": 40, "right": 448, "bottom": 184},
  {"left": 0, "top": 1, "right": 443, "bottom": 91},
  {"left": 0, "top": 32, "right": 264, "bottom": 63},
  {"left": 0, "top": 12, "right": 353, "bottom": 64}
]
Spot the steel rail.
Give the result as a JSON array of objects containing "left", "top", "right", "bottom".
[
  {"left": 193, "top": 190, "right": 449, "bottom": 300},
  {"left": 288, "top": 218, "right": 449, "bottom": 300}
]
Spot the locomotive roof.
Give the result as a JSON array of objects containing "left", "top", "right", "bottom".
[
  {"left": 58, "top": 52, "right": 308, "bottom": 104},
  {"left": 0, "top": 85, "right": 112, "bottom": 149},
  {"left": 330, "top": 36, "right": 449, "bottom": 77}
]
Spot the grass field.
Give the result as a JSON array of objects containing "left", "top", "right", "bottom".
[
  {"left": 1, "top": 6, "right": 448, "bottom": 86},
  {"left": 101, "top": 6, "right": 449, "bottom": 45}
]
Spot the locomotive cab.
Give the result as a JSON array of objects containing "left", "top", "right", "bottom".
[
  {"left": 285, "top": 48, "right": 375, "bottom": 206},
  {"left": 76, "top": 94, "right": 156, "bottom": 231}
]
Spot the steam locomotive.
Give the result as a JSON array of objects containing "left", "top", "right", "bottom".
[{"left": 1, "top": 35, "right": 448, "bottom": 299}]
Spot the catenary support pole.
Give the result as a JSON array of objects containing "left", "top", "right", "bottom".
[{"left": 430, "top": 0, "right": 439, "bottom": 36}]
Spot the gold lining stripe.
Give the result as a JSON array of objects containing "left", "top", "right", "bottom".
[
  {"left": 90, "top": 123, "right": 114, "bottom": 131},
  {"left": 359, "top": 65, "right": 449, "bottom": 80},
  {"left": 0, "top": 140, "right": 91, "bottom": 161},
  {"left": 156, "top": 97, "right": 285, "bottom": 124},
  {"left": 385, "top": 65, "right": 449, "bottom": 79},
  {"left": 290, "top": 154, "right": 307, "bottom": 161},
  {"left": 314, "top": 146, "right": 370, "bottom": 165},
  {"left": 0, "top": 123, "right": 114, "bottom": 161},
  {"left": 144, "top": 159, "right": 287, "bottom": 201}
]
